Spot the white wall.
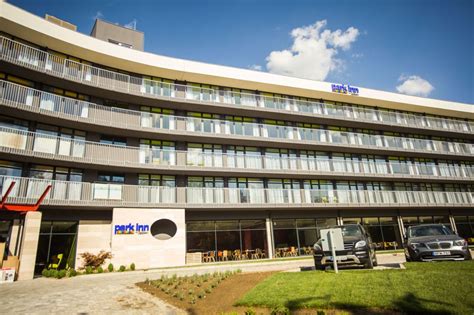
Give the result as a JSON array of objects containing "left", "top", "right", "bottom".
[
  {"left": 111, "top": 208, "right": 186, "bottom": 270},
  {"left": 75, "top": 220, "right": 112, "bottom": 269}
]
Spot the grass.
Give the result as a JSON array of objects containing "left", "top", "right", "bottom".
[{"left": 237, "top": 260, "right": 474, "bottom": 314}]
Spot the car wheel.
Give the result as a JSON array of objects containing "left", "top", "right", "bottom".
[
  {"left": 373, "top": 253, "right": 378, "bottom": 267},
  {"left": 364, "top": 253, "right": 374, "bottom": 269},
  {"left": 465, "top": 250, "right": 473, "bottom": 261},
  {"left": 315, "top": 264, "right": 325, "bottom": 271}
]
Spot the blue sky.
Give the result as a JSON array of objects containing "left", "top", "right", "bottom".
[{"left": 9, "top": 0, "right": 474, "bottom": 104}]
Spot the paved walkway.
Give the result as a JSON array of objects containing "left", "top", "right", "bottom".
[{"left": 0, "top": 254, "right": 405, "bottom": 314}]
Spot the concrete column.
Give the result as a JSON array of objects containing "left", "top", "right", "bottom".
[
  {"left": 8, "top": 219, "right": 22, "bottom": 256},
  {"left": 449, "top": 215, "right": 457, "bottom": 234},
  {"left": 18, "top": 211, "right": 42, "bottom": 281},
  {"left": 397, "top": 216, "right": 405, "bottom": 239},
  {"left": 265, "top": 218, "right": 274, "bottom": 259}
]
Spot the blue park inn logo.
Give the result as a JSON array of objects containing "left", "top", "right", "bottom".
[
  {"left": 114, "top": 223, "right": 149, "bottom": 235},
  {"left": 331, "top": 83, "right": 359, "bottom": 96}
]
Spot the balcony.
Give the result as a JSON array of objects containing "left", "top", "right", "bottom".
[
  {"left": 1, "top": 81, "right": 473, "bottom": 157},
  {"left": 1, "top": 126, "right": 473, "bottom": 180},
  {"left": 0, "top": 36, "right": 472, "bottom": 135},
  {"left": 0, "top": 175, "right": 472, "bottom": 208}
]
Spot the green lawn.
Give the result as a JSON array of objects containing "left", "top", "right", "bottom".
[{"left": 237, "top": 261, "right": 474, "bottom": 314}]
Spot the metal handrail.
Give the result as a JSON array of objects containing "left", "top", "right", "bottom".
[
  {"left": 1, "top": 126, "right": 472, "bottom": 179},
  {"left": 1, "top": 80, "right": 472, "bottom": 157},
  {"left": 0, "top": 36, "right": 472, "bottom": 134},
  {"left": 0, "top": 175, "right": 472, "bottom": 207}
]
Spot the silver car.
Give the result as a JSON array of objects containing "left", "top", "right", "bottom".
[{"left": 405, "top": 224, "right": 472, "bottom": 262}]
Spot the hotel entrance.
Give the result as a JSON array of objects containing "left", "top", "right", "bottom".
[{"left": 34, "top": 221, "right": 78, "bottom": 274}]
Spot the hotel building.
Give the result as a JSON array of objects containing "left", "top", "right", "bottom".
[{"left": 0, "top": 1, "right": 472, "bottom": 280}]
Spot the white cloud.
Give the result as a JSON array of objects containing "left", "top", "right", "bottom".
[
  {"left": 249, "top": 64, "right": 262, "bottom": 71},
  {"left": 93, "top": 11, "right": 103, "bottom": 20},
  {"left": 396, "top": 75, "right": 434, "bottom": 97},
  {"left": 124, "top": 19, "right": 137, "bottom": 30},
  {"left": 265, "top": 20, "right": 360, "bottom": 81}
]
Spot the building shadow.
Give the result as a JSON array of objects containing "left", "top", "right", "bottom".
[{"left": 282, "top": 292, "right": 454, "bottom": 314}]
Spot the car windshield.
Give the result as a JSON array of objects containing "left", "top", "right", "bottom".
[
  {"left": 408, "top": 225, "right": 453, "bottom": 238},
  {"left": 340, "top": 225, "right": 362, "bottom": 237}
]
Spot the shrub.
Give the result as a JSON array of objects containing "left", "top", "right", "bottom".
[
  {"left": 316, "top": 311, "right": 326, "bottom": 315},
  {"left": 85, "top": 266, "right": 93, "bottom": 274},
  {"left": 119, "top": 265, "right": 126, "bottom": 272},
  {"left": 68, "top": 269, "right": 77, "bottom": 277},
  {"left": 270, "top": 306, "right": 290, "bottom": 315},
  {"left": 108, "top": 263, "right": 114, "bottom": 272},
  {"left": 178, "top": 293, "right": 184, "bottom": 301},
  {"left": 41, "top": 269, "right": 50, "bottom": 277},
  {"left": 188, "top": 289, "right": 194, "bottom": 295},
  {"left": 205, "top": 287, "right": 212, "bottom": 294},
  {"left": 189, "top": 296, "right": 196, "bottom": 304},
  {"left": 49, "top": 270, "right": 58, "bottom": 278},
  {"left": 97, "top": 266, "right": 104, "bottom": 273},
  {"left": 130, "top": 263, "right": 136, "bottom": 271},
  {"left": 197, "top": 292, "right": 205, "bottom": 299},
  {"left": 79, "top": 250, "right": 112, "bottom": 269},
  {"left": 245, "top": 309, "right": 256, "bottom": 315},
  {"left": 57, "top": 269, "right": 67, "bottom": 279}
]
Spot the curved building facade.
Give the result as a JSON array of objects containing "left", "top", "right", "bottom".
[{"left": 0, "top": 1, "right": 472, "bottom": 279}]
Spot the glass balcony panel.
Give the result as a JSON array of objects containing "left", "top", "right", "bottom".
[{"left": 0, "top": 128, "right": 28, "bottom": 150}]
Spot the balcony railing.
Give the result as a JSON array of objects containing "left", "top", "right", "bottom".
[
  {"left": 0, "top": 36, "right": 472, "bottom": 134},
  {"left": 1, "top": 176, "right": 472, "bottom": 208},
  {"left": 1, "top": 126, "right": 473, "bottom": 180},
  {"left": 1, "top": 81, "right": 473, "bottom": 157}
]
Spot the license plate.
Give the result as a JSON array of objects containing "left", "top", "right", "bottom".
[
  {"left": 433, "top": 251, "right": 450, "bottom": 256},
  {"left": 327, "top": 255, "right": 348, "bottom": 261}
]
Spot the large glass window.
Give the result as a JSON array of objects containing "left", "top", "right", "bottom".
[
  {"left": 454, "top": 216, "right": 474, "bottom": 244},
  {"left": 343, "top": 217, "right": 402, "bottom": 250},
  {"left": 139, "top": 139, "right": 175, "bottom": 165},
  {"left": 186, "top": 220, "right": 267, "bottom": 261},
  {"left": 35, "top": 221, "right": 78, "bottom": 274},
  {"left": 273, "top": 218, "right": 337, "bottom": 257},
  {"left": 186, "top": 143, "right": 222, "bottom": 167}
]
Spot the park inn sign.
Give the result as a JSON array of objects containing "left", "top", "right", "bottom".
[
  {"left": 114, "top": 223, "right": 150, "bottom": 235},
  {"left": 331, "top": 83, "right": 359, "bottom": 96}
]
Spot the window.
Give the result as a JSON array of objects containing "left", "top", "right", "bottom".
[
  {"left": 29, "top": 165, "right": 82, "bottom": 181},
  {"left": 138, "top": 174, "right": 175, "bottom": 187},
  {"left": 139, "top": 139, "right": 175, "bottom": 165},
  {"left": 140, "top": 106, "right": 175, "bottom": 129},
  {"left": 99, "top": 135, "right": 126, "bottom": 146},
  {"left": 186, "top": 219, "right": 267, "bottom": 259},
  {"left": 187, "top": 143, "right": 223, "bottom": 167},
  {"left": 31, "top": 124, "right": 86, "bottom": 157}
]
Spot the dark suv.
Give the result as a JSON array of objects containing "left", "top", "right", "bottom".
[
  {"left": 313, "top": 224, "right": 377, "bottom": 270},
  {"left": 405, "top": 224, "right": 472, "bottom": 262}
]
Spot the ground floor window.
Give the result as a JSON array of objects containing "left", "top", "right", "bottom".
[
  {"left": 343, "top": 216, "right": 402, "bottom": 250},
  {"left": 273, "top": 218, "right": 337, "bottom": 257},
  {"left": 0, "top": 220, "right": 12, "bottom": 260},
  {"left": 186, "top": 220, "right": 267, "bottom": 261},
  {"left": 402, "top": 215, "right": 451, "bottom": 231},
  {"left": 454, "top": 216, "right": 474, "bottom": 244},
  {"left": 35, "top": 221, "right": 78, "bottom": 274}
]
